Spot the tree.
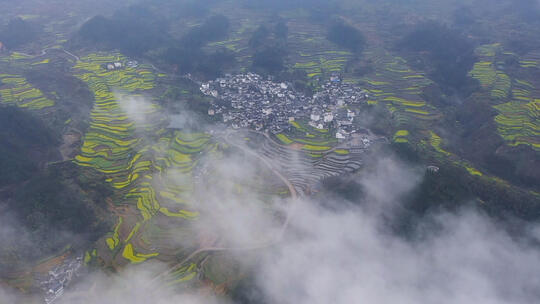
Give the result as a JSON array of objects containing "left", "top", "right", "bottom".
[
  {"left": 399, "top": 21, "right": 476, "bottom": 93},
  {"left": 76, "top": 6, "right": 170, "bottom": 56},
  {"left": 252, "top": 46, "right": 287, "bottom": 74},
  {"left": 327, "top": 21, "right": 366, "bottom": 53},
  {"left": 0, "top": 18, "right": 38, "bottom": 49},
  {"left": 274, "top": 21, "right": 288, "bottom": 40},
  {"left": 249, "top": 26, "right": 270, "bottom": 48}
]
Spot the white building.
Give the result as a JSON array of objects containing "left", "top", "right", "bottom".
[
  {"left": 427, "top": 166, "right": 440, "bottom": 173},
  {"left": 311, "top": 110, "right": 321, "bottom": 122},
  {"left": 127, "top": 60, "right": 138, "bottom": 68},
  {"left": 324, "top": 113, "right": 334, "bottom": 123}
]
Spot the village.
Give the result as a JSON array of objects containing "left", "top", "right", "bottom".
[
  {"left": 200, "top": 73, "right": 370, "bottom": 140},
  {"left": 37, "top": 255, "right": 84, "bottom": 304}
]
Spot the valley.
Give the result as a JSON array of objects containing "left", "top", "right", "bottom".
[{"left": 0, "top": 0, "right": 539, "bottom": 303}]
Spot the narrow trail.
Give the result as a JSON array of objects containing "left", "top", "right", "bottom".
[
  {"left": 225, "top": 131, "right": 298, "bottom": 237},
  {"left": 12, "top": 47, "right": 80, "bottom": 62},
  {"left": 62, "top": 49, "right": 80, "bottom": 62}
]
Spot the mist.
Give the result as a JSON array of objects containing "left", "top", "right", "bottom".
[
  {"left": 255, "top": 203, "right": 540, "bottom": 304},
  {"left": 3, "top": 147, "right": 539, "bottom": 304},
  {"left": 1, "top": 0, "right": 540, "bottom": 303}
]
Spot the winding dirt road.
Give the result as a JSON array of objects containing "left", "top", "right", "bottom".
[
  {"left": 152, "top": 130, "right": 298, "bottom": 283},
  {"left": 14, "top": 47, "right": 80, "bottom": 62}
]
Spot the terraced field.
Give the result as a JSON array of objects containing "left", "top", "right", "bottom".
[
  {"left": 496, "top": 50, "right": 540, "bottom": 151},
  {"left": 469, "top": 44, "right": 540, "bottom": 151},
  {"left": 246, "top": 130, "right": 368, "bottom": 194},
  {"left": 71, "top": 53, "right": 156, "bottom": 265},
  {"left": 359, "top": 49, "right": 441, "bottom": 127},
  {"left": 469, "top": 44, "right": 511, "bottom": 100},
  {"left": 0, "top": 73, "right": 55, "bottom": 110},
  {"left": 72, "top": 53, "right": 157, "bottom": 185},
  {"left": 519, "top": 50, "right": 540, "bottom": 69},
  {"left": 494, "top": 99, "right": 540, "bottom": 151},
  {"left": 71, "top": 53, "right": 216, "bottom": 274},
  {"left": 420, "top": 130, "right": 485, "bottom": 177},
  {"left": 274, "top": 120, "right": 337, "bottom": 154},
  {"left": 0, "top": 45, "right": 91, "bottom": 114},
  {"left": 67, "top": 52, "right": 274, "bottom": 288},
  {"left": 204, "top": 4, "right": 264, "bottom": 68},
  {"left": 287, "top": 20, "right": 354, "bottom": 80},
  {"left": 393, "top": 130, "right": 409, "bottom": 143}
]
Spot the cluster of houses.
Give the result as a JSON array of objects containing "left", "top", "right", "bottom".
[
  {"left": 38, "top": 255, "right": 83, "bottom": 304},
  {"left": 103, "top": 60, "right": 138, "bottom": 71},
  {"left": 200, "top": 73, "right": 370, "bottom": 140},
  {"left": 104, "top": 61, "right": 123, "bottom": 71}
]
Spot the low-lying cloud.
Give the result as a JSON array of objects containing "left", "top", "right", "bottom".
[
  {"left": 255, "top": 201, "right": 540, "bottom": 304},
  {"left": 56, "top": 263, "right": 228, "bottom": 304},
  {"left": 116, "top": 93, "right": 156, "bottom": 128},
  {"left": 205, "top": 154, "right": 540, "bottom": 304}
]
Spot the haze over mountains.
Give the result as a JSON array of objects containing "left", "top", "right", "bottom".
[{"left": 0, "top": 0, "right": 539, "bottom": 303}]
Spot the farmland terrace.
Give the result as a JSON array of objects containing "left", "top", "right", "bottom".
[
  {"left": 468, "top": 44, "right": 540, "bottom": 152},
  {"left": 1, "top": 1, "right": 540, "bottom": 301}
]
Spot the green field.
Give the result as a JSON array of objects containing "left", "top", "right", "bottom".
[
  {"left": 393, "top": 130, "right": 409, "bottom": 143},
  {"left": 469, "top": 47, "right": 511, "bottom": 100},
  {"left": 71, "top": 53, "right": 213, "bottom": 270},
  {"left": 470, "top": 45, "right": 540, "bottom": 151},
  {"left": 0, "top": 74, "right": 55, "bottom": 110},
  {"left": 274, "top": 120, "right": 337, "bottom": 155},
  {"left": 494, "top": 99, "right": 540, "bottom": 151},
  {"left": 359, "top": 50, "right": 440, "bottom": 127}
]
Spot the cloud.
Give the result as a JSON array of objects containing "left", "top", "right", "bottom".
[
  {"left": 115, "top": 92, "right": 211, "bottom": 135},
  {"left": 191, "top": 152, "right": 289, "bottom": 248},
  {"left": 4, "top": 136, "right": 538, "bottom": 304},
  {"left": 357, "top": 156, "right": 421, "bottom": 212},
  {"left": 56, "top": 262, "right": 228, "bottom": 304},
  {"left": 159, "top": 149, "right": 540, "bottom": 304},
  {"left": 168, "top": 112, "right": 206, "bottom": 130},
  {"left": 250, "top": 200, "right": 540, "bottom": 304},
  {"left": 115, "top": 93, "right": 156, "bottom": 128},
  {"left": 0, "top": 207, "right": 36, "bottom": 270},
  {"left": 0, "top": 285, "right": 23, "bottom": 304}
]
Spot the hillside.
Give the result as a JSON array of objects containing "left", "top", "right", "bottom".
[{"left": 0, "top": 0, "right": 539, "bottom": 302}]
